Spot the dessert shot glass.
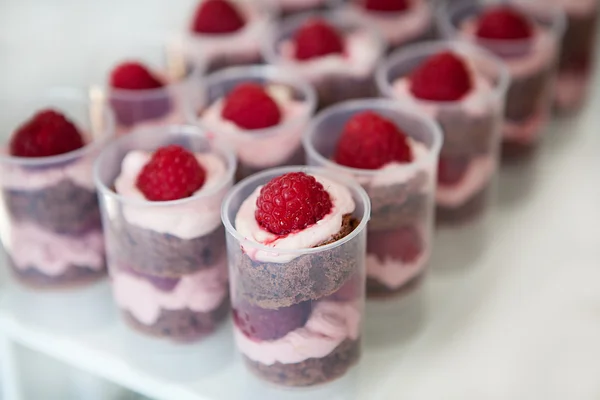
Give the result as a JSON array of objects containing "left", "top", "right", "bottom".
[
  {"left": 377, "top": 41, "right": 510, "bottom": 224},
  {"left": 437, "top": 0, "right": 565, "bottom": 159},
  {"left": 93, "top": 39, "right": 203, "bottom": 137},
  {"left": 262, "top": 10, "right": 386, "bottom": 109},
  {"left": 554, "top": 0, "right": 599, "bottom": 113},
  {"left": 184, "top": 0, "right": 278, "bottom": 73},
  {"left": 221, "top": 166, "right": 370, "bottom": 387},
  {"left": 303, "top": 99, "right": 442, "bottom": 297},
  {"left": 0, "top": 88, "right": 114, "bottom": 289},
  {"left": 94, "top": 125, "right": 236, "bottom": 342},
  {"left": 189, "top": 65, "right": 317, "bottom": 181}
]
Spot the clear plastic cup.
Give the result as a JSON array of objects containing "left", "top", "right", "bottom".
[
  {"left": 189, "top": 65, "right": 317, "bottom": 181},
  {"left": 277, "top": 0, "right": 331, "bottom": 18},
  {"left": 0, "top": 87, "right": 114, "bottom": 289},
  {"left": 221, "top": 166, "right": 370, "bottom": 387},
  {"left": 337, "top": 0, "right": 434, "bottom": 52},
  {"left": 183, "top": 0, "right": 278, "bottom": 73},
  {"left": 303, "top": 99, "right": 442, "bottom": 297},
  {"left": 262, "top": 10, "right": 386, "bottom": 109},
  {"left": 377, "top": 40, "right": 510, "bottom": 224},
  {"left": 93, "top": 39, "right": 203, "bottom": 137},
  {"left": 554, "top": 0, "right": 599, "bottom": 113},
  {"left": 94, "top": 125, "right": 236, "bottom": 342},
  {"left": 437, "top": 0, "right": 565, "bottom": 159}
]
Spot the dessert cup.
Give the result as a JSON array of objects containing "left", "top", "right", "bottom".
[
  {"left": 0, "top": 88, "right": 114, "bottom": 289},
  {"left": 554, "top": 0, "right": 599, "bottom": 113},
  {"left": 339, "top": 0, "right": 434, "bottom": 52},
  {"left": 221, "top": 166, "right": 370, "bottom": 387},
  {"left": 97, "top": 40, "right": 202, "bottom": 137},
  {"left": 94, "top": 125, "right": 236, "bottom": 342},
  {"left": 303, "top": 99, "right": 442, "bottom": 297},
  {"left": 184, "top": 0, "right": 277, "bottom": 73},
  {"left": 262, "top": 11, "right": 385, "bottom": 109},
  {"left": 377, "top": 41, "right": 509, "bottom": 224},
  {"left": 191, "top": 65, "right": 317, "bottom": 180},
  {"left": 437, "top": 0, "right": 565, "bottom": 159}
]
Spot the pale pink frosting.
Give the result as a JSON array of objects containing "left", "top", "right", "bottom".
[
  {"left": 367, "top": 247, "right": 428, "bottom": 289},
  {"left": 460, "top": 19, "right": 559, "bottom": 79},
  {"left": 200, "top": 85, "right": 311, "bottom": 168},
  {"left": 278, "top": 31, "right": 382, "bottom": 80},
  {"left": 235, "top": 174, "right": 355, "bottom": 263},
  {"left": 114, "top": 150, "right": 229, "bottom": 239},
  {"left": 5, "top": 221, "right": 104, "bottom": 276},
  {"left": 436, "top": 155, "right": 496, "bottom": 208},
  {"left": 555, "top": 72, "right": 588, "bottom": 110},
  {"left": 111, "top": 258, "right": 228, "bottom": 325},
  {"left": 234, "top": 300, "right": 361, "bottom": 365},
  {"left": 0, "top": 142, "right": 96, "bottom": 191},
  {"left": 185, "top": 3, "right": 267, "bottom": 64},
  {"left": 347, "top": 0, "right": 432, "bottom": 45},
  {"left": 558, "top": 0, "right": 598, "bottom": 16}
]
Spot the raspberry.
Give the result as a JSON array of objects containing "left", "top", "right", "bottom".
[
  {"left": 233, "top": 301, "right": 310, "bottom": 341},
  {"left": 10, "top": 109, "right": 85, "bottom": 157},
  {"left": 191, "top": 0, "right": 246, "bottom": 34},
  {"left": 110, "top": 62, "right": 164, "bottom": 90},
  {"left": 255, "top": 172, "right": 333, "bottom": 236},
  {"left": 221, "top": 83, "right": 282, "bottom": 130},
  {"left": 136, "top": 145, "right": 207, "bottom": 201},
  {"left": 364, "top": 0, "right": 408, "bottom": 12},
  {"left": 409, "top": 51, "right": 473, "bottom": 101},
  {"left": 334, "top": 111, "right": 413, "bottom": 170},
  {"left": 437, "top": 156, "right": 470, "bottom": 186},
  {"left": 476, "top": 6, "right": 533, "bottom": 40},
  {"left": 294, "top": 19, "right": 345, "bottom": 61},
  {"left": 368, "top": 225, "right": 423, "bottom": 263}
]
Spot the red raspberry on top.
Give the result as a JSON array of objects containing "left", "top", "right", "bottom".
[
  {"left": 136, "top": 145, "right": 207, "bottom": 201},
  {"left": 409, "top": 51, "right": 473, "bottom": 101},
  {"left": 221, "top": 83, "right": 282, "bottom": 130},
  {"left": 334, "top": 111, "right": 413, "bottom": 170},
  {"left": 255, "top": 172, "right": 333, "bottom": 236},
  {"left": 364, "top": 0, "right": 408, "bottom": 12},
  {"left": 293, "top": 19, "right": 345, "bottom": 61},
  {"left": 476, "top": 6, "right": 533, "bottom": 40},
  {"left": 191, "top": 0, "right": 246, "bottom": 34},
  {"left": 110, "top": 62, "right": 164, "bottom": 91},
  {"left": 437, "top": 156, "right": 469, "bottom": 186},
  {"left": 10, "top": 109, "right": 85, "bottom": 158}
]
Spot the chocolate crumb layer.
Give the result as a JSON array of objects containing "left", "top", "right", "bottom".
[
  {"left": 111, "top": 222, "right": 226, "bottom": 277},
  {"left": 437, "top": 106, "right": 499, "bottom": 157},
  {"left": 122, "top": 300, "right": 229, "bottom": 342},
  {"left": 244, "top": 338, "right": 360, "bottom": 387},
  {"left": 367, "top": 273, "right": 424, "bottom": 299},
  {"left": 205, "top": 53, "right": 262, "bottom": 75},
  {"left": 501, "top": 140, "right": 537, "bottom": 162},
  {"left": 316, "top": 75, "right": 377, "bottom": 110},
  {"left": 234, "top": 215, "right": 361, "bottom": 309},
  {"left": 8, "top": 257, "right": 106, "bottom": 290},
  {"left": 436, "top": 184, "right": 490, "bottom": 225},
  {"left": 3, "top": 180, "right": 102, "bottom": 235},
  {"left": 559, "top": 12, "right": 598, "bottom": 73},
  {"left": 505, "top": 67, "right": 554, "bottom": 122}
]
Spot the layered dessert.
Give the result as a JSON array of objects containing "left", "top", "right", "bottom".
[
  {"left": 104, "top": 142, "right": 232, "bottom": 341},
  {"left": 0, "top": 109, "right": 106, "bottom": 288},
  {"left": 304, "top": 106, "right": 437, "bottom": 297},
  {"left": 186, "top": 0, "right": 272, "bottom": 73},
  {"left": 555, "top": 0, "right": 599, "bottom": 112},
  {"left": 455, "top": 4, "right": 561, "bottom": 158},
  {"left": 380, "top": 48, "right": 505, "bottom": 223},
  {"left": 265, "top": 16, "right": 384, "bottom": 108},
  {"left": 344, "top": 0, "right": 433, "bottom": 52},
  {"left": 109, "top": 61, "right": 188, "bottom": 136},
  {"left": 225, "top": 170, "right": 367, "bottom": 386},
  {"left": 199, "top": 76, "right": 314, "bottom": 180},
  {"left": 276, "top": 0, "right": 329, "bottom": 18}
]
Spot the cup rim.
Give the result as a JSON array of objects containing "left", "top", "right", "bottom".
[
  {"left": 192, "top": 64, "right": 317, "bottom": 139},
  {"left": 261, "top": 9, "right": 387, "bottom": 65},
  {"left": 436, "top": 0, "right": 566, "bottom": 47},
  {"left": 0, "top": 87, "right": 115, "bottom": 166},
  {"left": 93, "top": 124, "right": 237, "bottom": 207},
  {"left": 302, "top": 98, "right": 443, "bottom": 176},
  {"left": 220, "top": 165, "right": 372, "bottom": 255},
  {"left": 376, "top": 39, "right": 511, "bottom": 104}
]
